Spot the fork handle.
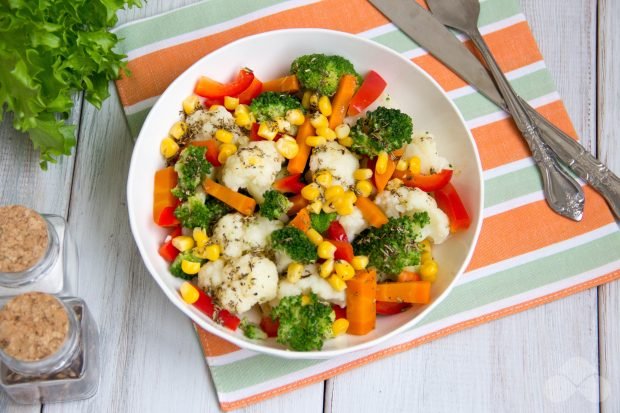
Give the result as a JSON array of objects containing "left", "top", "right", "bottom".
[{"left": 469, "top": 30, "right": 585, "bottom": 220}]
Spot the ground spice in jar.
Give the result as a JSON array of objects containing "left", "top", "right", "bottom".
[
  {"left": 0, "top": 206, "right": 49, "bottom": 273},
  {"left": 0, "top": 292, "right": 69, "bottom": 361}
]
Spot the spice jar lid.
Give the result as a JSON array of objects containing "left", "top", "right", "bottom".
[{"left": 0, "top": 206, "right": 49, "bottom": 273}]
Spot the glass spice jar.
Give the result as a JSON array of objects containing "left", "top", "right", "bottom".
[
  {"left": 0, "top": 292, "right": 99, "bottom": 404},
  {"left": 0, "top": 205, "right": 78, "bottom": 297}
]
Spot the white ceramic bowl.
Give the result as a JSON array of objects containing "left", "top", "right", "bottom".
[{"left": 127, "top": 29, "right": 483, "bottom": 359}]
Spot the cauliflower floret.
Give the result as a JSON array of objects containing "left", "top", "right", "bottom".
[
  {"left": 338, "top": 206, "right": 368, "bottom": 241},
  {"left": 374, "top": 185, "right": 450, "bottom": 244},
  {"left": 274, "top": 265, "right": 346, "bottom": 306},
  {"left": 221, "top": 141, "right": 284, "bottom": 202},
  {"left": 186, "top": 106, "right": 249, "bottom": 146},
  {"left": 198, "top": 252, "right": 278, "bottom": 314},
  {"left": 402, "top": 132, "right": 451, "bottom": 174},
  {"left": 274, "top": 250, "right": 294, "bottom": 273},
  {"left": 309, "top": 141, "right": 359, "bottom": 188},
  {"left": 211, "top": 213, "right": 283, "bottom": 258}
]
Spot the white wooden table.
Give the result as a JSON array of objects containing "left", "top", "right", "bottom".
[{"left": 1, "top": 1, "right": 618, "bottom": 412}]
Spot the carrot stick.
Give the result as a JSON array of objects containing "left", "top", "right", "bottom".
[
  {"left": 153, "top": 167, "right": 178, "bottom": 224},
  {"left": 262, "top": 75, "right": 300, "bottom": 93},
  {"left": 190, "top": 139, "right": 221, "bottom": 166},
  {"left": 392, "top": 148, "right": 405, "bottom": 157},
  {"left": 288, "top": 194, "right": 308, "bottom": 216},
  {"left": 374, "top": 157, "right": 396, "bottom": 193},
  {"left": 289, "top": 208, "right": 311, "bottom": 232},
  {"left": 375, "top": 281, "right": 431, "bottom": 304},
  {"left": 355, "top": 196, "right": 388, "bottom": 228},
  {"left": 397, "top": 271, "right": 421, "bottom": 282},
  {"left": 287, "top": 119, "right": 314, "bottom": 174},
  {"left": 346, "top": 269, "right": 377, "bottom": 335},
  {"left": 328, "top": 74, "right": 358, "bottom": 129},
  {"left": 202, "top": 178, "right": 256, "bottom": 216}
]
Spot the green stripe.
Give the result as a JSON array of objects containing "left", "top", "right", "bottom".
[
  {"left": 371, "top": 0, "right": 521, "bottom": 53},
  {"left": 484, "top": 166, "right": 542, "bottom": 208},
  {"left": 115, "top": 0, "right": 287, "bottom": 53},
  {"left": 127, "top": 107, "right": 151, "bottom": 137}
]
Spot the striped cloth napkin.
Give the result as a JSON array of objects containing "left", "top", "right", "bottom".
[{"left": 114, "top": 0, "right": 620, "bottom": 410}]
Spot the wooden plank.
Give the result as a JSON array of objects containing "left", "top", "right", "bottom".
[
  {"left": 597, "top": 0, "right": 620, "bottom": 411},
  {"left": 326, "top": 0, "right": 601, "bottom": 411}
]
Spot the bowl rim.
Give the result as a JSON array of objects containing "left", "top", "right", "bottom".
[{"left": 127, "top": 27, "right": 484, "bottom": 359}]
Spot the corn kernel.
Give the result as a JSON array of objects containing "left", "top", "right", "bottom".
[
  {"left": 318, "top": 95, "right": 333, "bottom": 116},
  {"left": 308, "top": 200, "right": 323, "bottom": 214},
  {"left": 193, "top": 228, "right": 209, "bottom": 248},
  {"left": 218, "top": 143, "right": 237, "bottom": 164},
  {"left": 332, "top": 318, "right": 349, "bottom": 336},
  {"left": 301, "top": 183, "right": 321, "bottom": 201},
  {"left": 209, "top": 104, "right": 224, "bottom": 112},
  {"left": 351, "top": 255, "right": 369, "bottom": 271},
  {"left": 306, "top": 228, "right": 324, "bottom": 246},
  {"left": 203, "top": 244, "right": 221, "bottom": 261},
  {"left": 275, "top": 117, "right": 291, "bottom": 133},
  {"left": 322, "top": 202, "right": 336, "bottom": 213},
  {"left": 258, "top": 121, "right": 278, "bottom": 140},
  {"left": 318, "top": 240, "right": 337, "bottom": 259},
  {"left": 160, "top": 137, "right": 179, "bottom": 158},
  {"left": 376, "top": 151, "right": 389, "bottom": 174},
  {"left": 286, "top": 109, "right": 305, "bottom": 126},
  {"left": 355, "top": 180, "right": 373, "bottom": 197},
  {"left": 421, "top": 251, "right": 433, "bottom": 263},
  {"left": 305, "top": 135, "right": 326, "bottom": 147},
  {"left": 335, "top": 202, "right": 354, "bottom": 216},
  {"left": 169, "top": 121, "right": 188, "bottom": 140},
  {"left": 301, "top": 91, "right": 312, "bottom": 109},
  {"left": 310, "top": 112, "right": 328, "bottom": 129},
  {"left": 309, "top": 93, "right": 319, "bottom": 111},
  {"left": 181, "top": 260, "right": 201, "bottom": 275},
  {"left": 316, "top": 126, "right": 337, "bottom": 141},
  {"left": 327, "top": 274, "right": 347, "bottom": 291},
  {"left": 419, "top": 239, "right": 432, "bottom": 252},
  {"left": 386, "top": 178, "right": 403, "bottom": 191},
  {"left": 334, "top": 260, "right": 355, "bottom": 280},
  {"left": 275, "top": 135, "right": 299, "bottom": 159},
  {"left": 325, "top": 185, "right": 345, "bottom": 200},
  {"left": 338, "top": 137, "right": 353, "bottom": 147},
  {"left": 180, "top": 282, "right": 200, "bottom": 304},
  {"left": 172, "top": 235, "right": 194, "bottom": 252},
  {"left": 234, "top": 104, "right": 250, "bottom": 116},
  {"left": 314, "top": 170, "right": 333, "bottom": 187},
  {"left": 215, "top": 128, "right": 233, "bottom": 144},
  {"left": 287, "top": 262, "right": 304, "bottom": 284},
  {"left": 335, "top": 124, "right": 350, "bottom": 139},
  {"left": 224, "top": 96, "right": 239, "bottom": 110},
  {"left": 234, "top": 112, "right": 251, "bottom": 127},
  {"left": 320, "top": 259, "right": 334, "bottom": 278},
  {"left": 409, "top": 156, "right": 422, "bottom": 174},
  {"left": 396, "top": 159, "right": 408, "bottom": 171},
  {"left": 354, "top": 168, "right": 373, "bottom": 181},
  {"left": 183, "top": 95, "right": 200, "bottom": 115},
  {"left": 301, "top": 295, "right": 312, "bottom": 306},
  {"left": 420, "top": 260, "right": 438, "bottom": 282},
  {"left": 343, "top": 191, "right": 357, "bottom": 205}
]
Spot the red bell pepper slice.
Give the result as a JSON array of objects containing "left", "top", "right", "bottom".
[
  {"left": 238, "top": 77, "right": 263, "bottom": 104},
  {"left": 217, "top": 309, "right": 241, "bottom": 331},
  {"left": 158, "top": 226, "right": 183, "bottom": 262},
  {"left": 326, "top": 220, "right": 349, "bottom": 242},
  {"left": 331, "top": 240, "right": 354, "bottom": 263},
  {"left": 194, "top": 291, "right": 216, "bottom": 319},
  {"left": 272, "top": 174, "right": 305, "bottom": 194},
  {"left": 155, "top": 205, "right": 180, "bottom": 227},
  {"left": 249, "top": 122, "right": 261, "bottom": 141},
  {"left": 393, "top": 169, "right": 453, "bottom": 192},
  {"left": 260, "top": 316, "right": 279, "bottom": 338},
  {"left": 434, "top": 182, "right": 471, "bottom": 232},
  {"left": 332, "top": 304, "right": 347, "bottom": 320},
  {"left": 195, "top": 68, "right": 255, "bottom": 99},
  {"left": 376, "top": 301, "right": 411, "bottom": 315},
  {"left": 347, "top": 70, "right": 387, "bottom": 116}
]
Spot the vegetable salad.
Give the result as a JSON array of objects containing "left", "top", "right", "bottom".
[{"left": 153, "top": 54, "right": 471, "bottom": 351}]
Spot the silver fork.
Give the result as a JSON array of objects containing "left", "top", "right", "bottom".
[{"left": 426, "top": 0, "right": 585, "bottom": 221}]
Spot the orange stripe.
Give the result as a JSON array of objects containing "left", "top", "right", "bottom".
[
  {"left": 116, "top": 0, "right": 387, "bottom": 106},
  {"left": 219, "top": 270, "right": 620, "bottom": 411},
  {"left": 195, "top": 326, "right": 241, "bottom": 357},
  {"left": 473, "top": 100, "right": 578, "bottom": 170},
  {"left": 467, "top": 186, "right": 615, "bottom": 271},
  {"left": 412, "top": 22, "right": 542, "bottom": 92}
]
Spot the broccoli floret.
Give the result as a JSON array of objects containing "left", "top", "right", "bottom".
[
  {"left": 170, "top": 251, "right": 204, "bottom": 280},
  {"left": 250, "top": 92, "right": 303, "bottom": 122},
  {"left": 240, "top": 319, "right": 268, "bottom": 340},
  {"left": 260, "top": 190, "right": 293, "bottom": 220},
  {"left": 171, "top": 146, "right": 212, "bottom": 200},
  {"left": 349, "top": 107, "right": 414, "bottom": 157},
  {"left": 310, "top": 211, "right": 337, "bottom": 234},
  {"left": 174, "top": 194, "right": 231, "bottom": 231},
  {"left": 290, "top": 54, "right": 362, "bottom": 96},
  {"left": 270, "top": 227, "right": 317, "bottom": 264},
  {"left": 352, "top": 213, "right": 430, "bottom": 277},
  {"left": 271, "top": 293, "right": 335, "bottom": 351}
]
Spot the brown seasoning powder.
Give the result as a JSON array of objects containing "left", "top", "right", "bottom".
[
  {"left": 0, "top": 205, "right": 49, "bottom": 273},
  {"left": 0, "top": 292, "right": 69, "bottom": 361}
]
